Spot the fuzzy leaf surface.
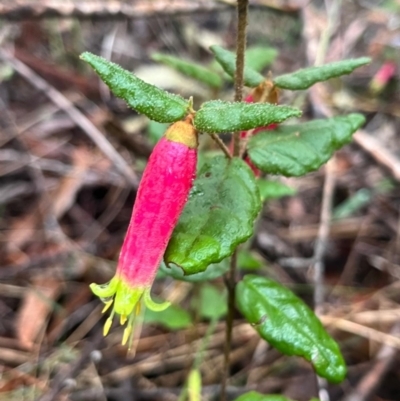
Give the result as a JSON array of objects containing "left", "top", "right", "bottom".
[
  {"left": 81, "top": 52, "right": 189, "bottom": 123},
  {"left": 165, "top": 156, "right": 261, "bottom": 274},
  {"left": 247, "top": 114, "right": 365, "bottom": 176},
  {"left": 152, "top": 53, "right": 222, "bottom": 88},
  {"left": 236, "top": 275, "right": 347, "bottom": 383},
  {"left": 234, "top": 392, "right": 294, "bottom": 401},
  {"left": 210, "top": 45, "right": 265, "bottom": 87},
  {"left": 246, "top": 46, "right": 278, "bottom": 72},
  {"left": 194, "top": 100, "right": 301, "bottom": 133},
  {"left": 274, "top": 58, "right": 371, "bottom": 90}
]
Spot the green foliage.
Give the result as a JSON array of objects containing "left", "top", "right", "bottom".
[
  {"left": 257, "top": 180, "right": 296, "bottom": 202},
  {"left": 245, "top": 46, "right": 277, "bottom": 72},
  {"left": 210, "top": 45, "right": 265, "bottom": 87},
  {"left": 80, "top": 52, "right": 189, "bottom": 123},
  {"left": 238, "top": 250, "right": 263, "bottom": 270},
  {"left": 194, "top": 100, "right": 301, "bottom": 133},
  {"left": 144, "top": 303, "right": 192, "bottom": 330},
  {"left": 234, "top": 392, "right": 294, "bottom": 401},
  {"left": 147, "top": 120, "right": 168, "bottom": 145},
  {"left": 165, "top": 156, "right": 261, "bottom": 274},
  {"left": 274, "top": 58, "right": 371, "bottom": 90},
  {"left": 247, "top": 114, "right": 365, "bottom": 176},
  {"left": 236, "top": 275, "right": 347, "bottom": 383},
  {"left": 152, "top": 52, "right": 223, "bottom": 88},
  {"left": 198, "top": 284, "right": 227, "bottom": 319},
  {"left": 159, "top": 259, "right": 230, "bottom": 282}
]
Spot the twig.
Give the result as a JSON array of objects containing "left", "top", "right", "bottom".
[
  {"left": 0, "top": 0, "right": 228, "bottom": 20},
  {"left": 0, "top": 48, "right": 138, "bottom": 187},
  {"left": 209, "top": 133, "right": 232, "bottom": 159},
  {"left": 221, "top": 2, "right": 248, "bottom": 400}
]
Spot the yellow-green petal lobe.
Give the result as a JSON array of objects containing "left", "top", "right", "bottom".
[
  {"left": 143, "top": 288, "right": 171, "bottom": 312},
  {"left": 90, "top": 276, "right": 120, "bottom": 298}
]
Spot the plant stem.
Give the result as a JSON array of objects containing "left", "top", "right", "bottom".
[
  {"left": 221, "top": 1, "right": 248, "bottom": 400},
  {"left": 209, "top": 133, "right": 233, "bottom": 159}
]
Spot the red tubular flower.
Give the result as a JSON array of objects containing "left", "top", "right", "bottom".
[
  {"left": 91, "top": 117, "right": 198, "bottom": 347},
  {"left": 370, "top": 60, "right": 397, "bottom": 94}
]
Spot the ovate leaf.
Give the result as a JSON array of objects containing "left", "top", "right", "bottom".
[
  {"left": 81, "top": 52, "right": 189, "bottom": 123},
  {"left": 247, "top": 113, "right": 365, "bottom": 177},
  {"left": 246, "top": 46, "right": 278, "bottom": 72},
  {"left": 152, "top": 53, "right": 222, "bottom": 88},
  {"left": 274, "top": 58, "right": 371, "bottom": 90},
  {"left": 194, "top": 100, "right": 301, "bottom": 133},
  {"left": 165, "top": 157, "right": 261, "bottom": 274},
  {"left": 198, "top": 284, "right": 227, "bottom": 320},
  {"left": 210, "top": 45, "right": 265, "bottom": 87},
  {"left": 236, "top": 275, "right": 347, "bottom": 383},
  {"left": 234, "top": 392, "right": 295, "bottom": 401}
]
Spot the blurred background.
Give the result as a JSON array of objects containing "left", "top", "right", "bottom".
[{"left": 0, "top": 0, "right": 400, "bottom": 400}]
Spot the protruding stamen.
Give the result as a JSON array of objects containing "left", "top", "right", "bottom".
[
  {"left": 122, "top": 325, "right": 132, "bottom": 346},
  {"left": 120, "top": 314, "right": 127, "bottom": 325},
  {"left": 102, "top": 300, "right": 113, "bottom": 313},
  {"left": 103, "top": 317, "right": 113, "bottom": 336}
]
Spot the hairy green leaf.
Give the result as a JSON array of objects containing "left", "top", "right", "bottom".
[
  {"left": 236, "top": 275, "right": 347, "bottom": 383},
  {"left": 81, "top": 52, "right": 189, "bottom": 123},
  {"left": 194, "top": 100, "right": 301, "bottom": 133},
  {"left": 274, "top": 58, "right": 371, "bottom": 90},
  {"left": 210, "top": 45, "right": 265, "bottom": 87},
  {"left": 234, "top": 392, "right": 294, "bottom": 401},
  {"left": 165, "top": 157, "right": 261, "bottom": 274},
  {"left": 152, "top": 52, "right": 223, "bottom": 88},
  {"left": 247, "top": 114, "right": 365, "bottom": 176},
  {"left": 246, "top": 46, "right": 278, "bottom": 72}
]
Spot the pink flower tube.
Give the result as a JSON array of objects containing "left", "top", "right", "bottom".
[{"left": 91, "top": 118, "right": 198, "bottom": 347}]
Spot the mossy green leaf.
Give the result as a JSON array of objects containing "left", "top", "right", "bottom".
[
  {"left": 210, "top": 45, "right": 265, "bottom": 87},
  {"left": 236, "top": 275, "right": 347, "bottom": 383},
  {"left": 80, "top": 52, "right": 189, "bottom": 123},
  {"left": 165, "top": 156, "right": 261, "bottom": 274},
  {"left": 247, "top": 113, "right": 365, "bottom": 177},
  {"left": 152, "top": 52, "right": 222, "bottom": 88},
  {"left": 194, "top": 100, "right": 301, "bottom": 133},
  {"left": 274, "top": 58, "right": 371, "bottom": 90}
]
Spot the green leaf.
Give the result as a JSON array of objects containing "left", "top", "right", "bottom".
[
  {"left": 159, "top": 259, "right": 229, "bottom": 282},
  {"left": 194, "top": 100, "right": 301, "bottom": 133},
  {"left": 274, "top": 58, "right": 371, "bottom": 90},
  {"left": 234, "top": 392, "right": 295, "bottom": 401},
  {"left": 257, "top": 180, "right": 296, "bottom": 202},
  {"left": 238, "top": 250, "right": 263, "bottom": 270},
  {"left": 144, "top": 303, "right": 192, "bottom": 330},
  {"left": 236, "top": 275, "right": 347, "bottom": 383},
  {"left": 165, "top": 156, "right": 261, "bottom": 274},
  {"left": 152, "top": 52, "right": 223, "bottom": 88},
  {"left": 198, "top": 284, "right": 227, "bottom": 320},
  {"left": 210, "top": 45, "right": 265, "bottom": 87},
  {"left": 80, "top": 52, "right": 189, "bottom": 123},
  {"left": 246, "top": 46, "right": 278, "bottom": 72},
  {"left": 247, "top": 113, "right": 365, "bottom": 177}
]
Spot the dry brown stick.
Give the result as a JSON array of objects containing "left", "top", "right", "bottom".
[
  {"left": 354, "top": 129, "right": 400, "bottom": 181},
  {"left": 0, "top": 48, "right": 138, "bottom": 187},
  {"left": 0, "top": 0, "right": 228, "bottom": 20}
]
